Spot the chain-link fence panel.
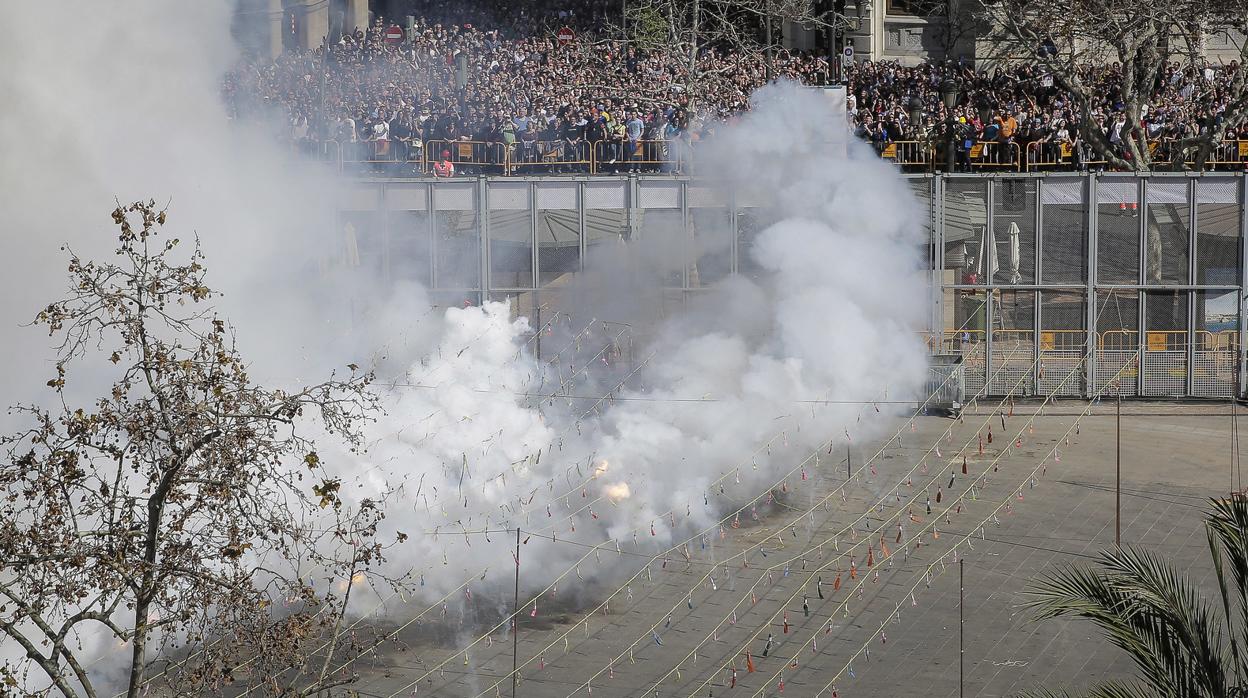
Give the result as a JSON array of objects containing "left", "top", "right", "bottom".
[
  {"left": 990, "top": 290, "right": 1036, "bottom": 395},
  {"left": 1196, "top": 179, "right": 1241, "bottom": 286},
  {"left": 945, "top": 180, "right": 989, "bottom": 283},
  {"left": 1141, "top": 291, "right": 1189, "bottom": 396},
  {"left": 991, "top": 179, "right": 1037, "bottom": 284},
  {"left": 1097, "top": 179, "right": 1141, "bottom": 284},
  {"left": 1039, "top": 291, "right": 1086, "bottom": 396},
  {"left": 1145, "top": 181, "right": 1190, "bottom": 285},
  {"left": 1040, "top": 179, "right": 1088, "bottom": 283},
  {"left": 943, "top": 289, "right": 987, "bottom": 397},
  {"left": 1094, "top": 290, "right": 1139, "bottom": 396},
  {"left": 1194, "top": 289, "right": 1239, "bottom": 397}
]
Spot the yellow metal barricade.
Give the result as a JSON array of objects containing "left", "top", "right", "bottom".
[
  {"left": 1205, "top": 140, "right": 1248, "bottom": 170},
  {"left": 880, "top": 141, "right": 934, "bottom": 171},
  {"left": 1098, "top": 330, "right": 1140, "bottom": 352},
  {"left": 591, "top": 139, "right": 681, "bottom": 174},
  {"left": 1025, "top": 142, "right": 1077, "bottom": 171},
  {"left": 968, "top": 142, "right": 1023, "bottom": 172},
  {"left": 508, "top": 140, "right": 592, "bottom": 174},
  {"left": 1195, "top": 330, "right": 1241, "bottom": 352},
  {"left": 424, "top": 140, "right": 508, "bottom": 175}
]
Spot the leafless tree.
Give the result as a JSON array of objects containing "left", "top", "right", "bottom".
[
  {"left": 982, "top": 0, "right": 1248, "bottom": 170},
  {"left": 614, "top": 0, "right": 850, "bottom": 101},
  {"left": 0, "top": 201, "right": 409, "bottom": 697}
]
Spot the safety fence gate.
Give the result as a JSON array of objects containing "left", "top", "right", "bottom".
[{"left": 339, "top": 173, "right": 1247, "bottom": 398}]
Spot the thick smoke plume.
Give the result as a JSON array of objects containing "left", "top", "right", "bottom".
[
  {"left": 0, "top": 3, "right": 930, "bottom": 691},
  {"left": 342, "top": 82, "right": 933, "bottom": 597}
]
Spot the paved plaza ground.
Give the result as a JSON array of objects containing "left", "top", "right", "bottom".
[{"left": 345, "top": 400, "right": 1243, "bottom": 698}]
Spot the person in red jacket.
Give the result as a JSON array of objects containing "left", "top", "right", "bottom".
[{"left": 432, "top": 149, "right": 455, "bottom": 177}]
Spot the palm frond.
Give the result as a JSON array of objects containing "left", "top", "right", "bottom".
[
  {"left": 1025, "top": 548, "right": 1224, "bottom": 696},
  {"left": 1206, "top": 495, "right": 1248, "bottom": 687},
  {"left": 1098, "top": 546, "right": 1228, "bottom": 696},
  {"left": 1026, "top": 563, "right": 1172, "bottom": 692}
]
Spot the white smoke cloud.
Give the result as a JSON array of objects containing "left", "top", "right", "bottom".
[{"left": 346, "top": 83, "right": 932, "bottom": 602}]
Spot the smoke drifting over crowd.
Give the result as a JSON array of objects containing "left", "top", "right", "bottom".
[
  {"left": 318, "top": 82, "right": 933, "bottom": 617},
  {"left": 0, "top": 2, "right": 930, "bottom": 689}
]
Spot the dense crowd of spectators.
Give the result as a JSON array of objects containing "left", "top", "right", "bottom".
[
  {"left": 848, "top": 59, "right": 1247, "bottom": 169},
  {"left": 223, "top": 12, "right": 828, "bottom": 172},
  {"left": 224, "top": 7, "right": 1246, "bottom": 174}
]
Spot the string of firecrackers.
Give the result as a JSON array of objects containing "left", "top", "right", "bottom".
[
  {"left": 151, "top": 561, "right": 485, "bottom": 698},
  {"left": 805, "top": 355, "right": 1133, "bottom": 698},
  {"left": 479, "top": 346, "right": 1028, "bottom": 698},
  {"left": 661, "top": 349, "right": 1053, "bottom": 698},
  {"left": 633, "top": 390, "right": 1039, "bottom": 694},
  {"left": 169, "top": 318, "right": 984, "bottom": 698},
  {"left": 743, "top": 354, "right": 1107, "bottom": 698},
  {"left": 514, "top": 311, "right": 595, "bottom": 364},
  {"left": 381, "top": 311, "right": 1003, "bottom": 698},
  {"left": 466, "top": 358, "right": 1010, "bottom": 698},
  {"left": 151, "top": 317, "right": 968, "bottom": 696},
  {"left": 132, "top": 320, "right": 984, "bottom": 698},
  {"left": 326, "top": 358, "right": 923, "bottom": 697},
  {"left": 572, "top": 347, "right": 659, "bottom": 423},
  {"left": 567, "top": 340, "right": 1031, "bottom": 698},
  {"left": 126, "top": 335, "right": 617, "bottom": 698},
  {"left": 552, "top": 347, "right": 1035, "bottom": 698},
  {"left": 389, "top": 418, "right": 870, "bottom": 698},
  {"left": 232, "top": 480, "right": 632, "bottom": 696},
  {"left": 379, "top": 541, "right": 604, "bottom": 697},
  {"left": 472, "top": 313, "right": 1000, "bottom": 698},
  {"left": 544, "top": 326, "right": 631, "bottom": 402}
]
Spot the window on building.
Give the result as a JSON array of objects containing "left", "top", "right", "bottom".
[{"left": 886, "top": 0, "right": 947, "bottom": 16}]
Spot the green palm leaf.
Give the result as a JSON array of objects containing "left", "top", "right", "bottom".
[{"left": 1021, "top": 496, "right": 1248, "bottom": 698}]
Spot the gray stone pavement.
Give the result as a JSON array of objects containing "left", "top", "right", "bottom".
[{"left": 344, "top": 401, "right": 1242, "bottom": 698}]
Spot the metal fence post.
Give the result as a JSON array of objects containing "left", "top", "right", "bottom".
[
  {"left": 1138, "top": 177, "right": 1148, "bottom": 395},
  {"left": 1034, "top": 179, "right": 1043, "bottom": 395},
  {"left": 1240, "top": 174, "right": 1248, "bottom": 398},
  {"left": 933, "top": 176, "right": 945, "bottom": 342},
  {"left": 1187, "top": 178, "right": 1198, "bottom": 397},
  {"left": 479, "top": 176, "right": 490, "bottom": 304},
  {"left": 1086, "top": 173, "right": 1098, "bottom": 398},
  {"left": 530, "top": 181, "right": 540, "bottom": 290},
  {"left": 985, "top": 178, "right": 995, "bottom": 393}
]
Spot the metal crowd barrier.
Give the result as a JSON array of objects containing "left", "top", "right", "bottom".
[
  {"left": 425, "top": 140, "right": 508, "bottom": 175},
  {"left": 936, "top": 328, "right": 1240, "bottom": 398},
  {"left": 592, "top": 139, "right": 683, "bottom": 174},
  {"left": 1024, "top": 142, "right": 1077, "bottom": 171},
  {"left": 308, "top": 137, "right": 1248, "bottom": 175},
  {"left": 879, "top": 141, "right": 934, "bottom": 171},
  {"left": 507, "top": 140, "right": 593, "bottom": 174},
  {"left": 967, "top": 142, "right": 1023, "bottom": 172}
]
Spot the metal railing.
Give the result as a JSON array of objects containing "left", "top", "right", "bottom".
[
  {"left": 879, "top": 141, "right": 935, "bottom": 171},
  {"left": 967, "top": 142, "right": 1023, "bottom": 172},
  {"left": 937, "top": 328, "right": 1240, "bottom": 397},
  {"left": 425, "top": 140, "right": 508, "bottom": 175},
  {"left": 311, "top": 136, "right": 1248, "bottom": 175}
]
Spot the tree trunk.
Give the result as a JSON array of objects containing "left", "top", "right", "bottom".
[{"left": 764, "top": 0, "right": 774, "bottom": 82}]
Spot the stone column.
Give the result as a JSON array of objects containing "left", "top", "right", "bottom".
[{"left": 346, "top": 0, "right": 369, "bottom": 35}]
